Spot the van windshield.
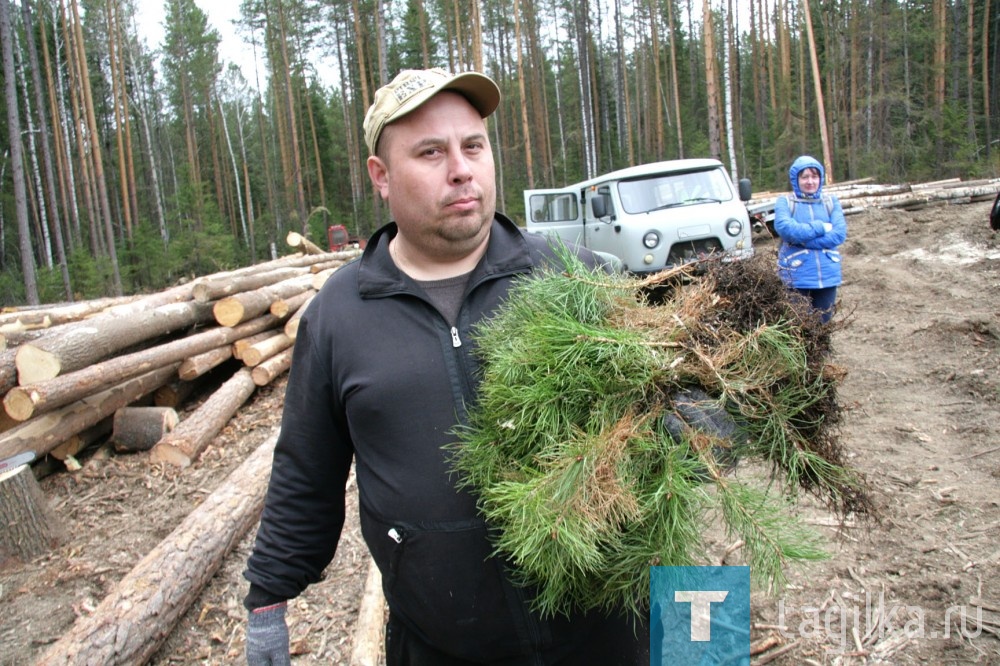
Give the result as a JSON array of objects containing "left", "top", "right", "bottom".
[{"left": 617, "top": 168, "right": 733, "bottom": 214}]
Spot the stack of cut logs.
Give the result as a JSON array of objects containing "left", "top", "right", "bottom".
[
  {"left": 748, "top": 175, "right": 1000, "bottom": 220},
  {"left": 0, "top": 232, "right": 388, "bottom": 666},
  {"left": 0, "top": 232, "right": 354, "bottom": 475}
]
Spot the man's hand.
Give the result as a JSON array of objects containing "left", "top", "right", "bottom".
[{"left": 246, "top": 602, "right": 291, "bottom": 665}]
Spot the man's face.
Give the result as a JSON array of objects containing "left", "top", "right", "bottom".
[
  {"left": 367, "top": 92, "right": 496, "bottom": 263},
  {"left": 798, "top": 167, "right": 821, "bottom": 195}
]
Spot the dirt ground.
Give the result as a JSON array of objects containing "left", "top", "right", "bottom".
[{"left": 1, "top": 199, "right": 998, "bottom": 665}]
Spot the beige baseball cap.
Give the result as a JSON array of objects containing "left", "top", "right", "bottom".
[{"left": 363, "top": 68, "right": 501, "bottom": 155}]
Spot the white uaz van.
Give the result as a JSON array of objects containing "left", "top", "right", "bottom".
[{"left": 524, "top": 159, "right": 754, "bottom": 273}]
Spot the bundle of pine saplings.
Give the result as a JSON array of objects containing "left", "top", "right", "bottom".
[{"left": 450, "top": 250, "right": 873, "bottom": 619}]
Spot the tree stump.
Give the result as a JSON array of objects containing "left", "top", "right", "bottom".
[{"left": 0, "top": 464, "right": 66, "bottom": 567}]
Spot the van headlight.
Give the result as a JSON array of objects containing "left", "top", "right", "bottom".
[
  {"left": 642, "top": 231, "right": 660, "bottom": 248},
  {"left": 725, "top": 218, "right": 744, "bottom": 237}
]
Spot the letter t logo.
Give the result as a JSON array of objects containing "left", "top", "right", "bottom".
[{"left": 674, "top": 590, "right": 729, "bottom": 641}]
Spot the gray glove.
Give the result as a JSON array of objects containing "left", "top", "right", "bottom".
[
  {"left": 246, "top": 602, "right": 291, "bottom": 666},
  {"left": 663, "top": 388, "right": 741, "bottom": 478}
]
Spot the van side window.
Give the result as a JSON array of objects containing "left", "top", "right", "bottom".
[{"left": 530, "top": 193, "right": 578, "bottom": 223}]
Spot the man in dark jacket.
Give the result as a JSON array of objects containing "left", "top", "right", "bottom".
[{"left": 243, "top": 68, "right": 649, "bottom": 665}]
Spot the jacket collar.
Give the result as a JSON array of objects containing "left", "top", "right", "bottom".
[{"left": 357, "top": 212, "right": 531, "bottom": 297}]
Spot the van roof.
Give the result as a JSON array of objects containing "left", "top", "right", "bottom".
[{"left": 571, "top": 159, "right": 724, "bottom": 190}]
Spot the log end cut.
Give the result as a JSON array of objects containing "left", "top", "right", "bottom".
[
  {"left": 14, "top": 344, "right": 61, "bottom": 385},
  {"left": 213, "top": 298, "right": 246, "bottom": 328},
  {"left": 149, "top": 441, "right": 193, "bottom": 468},
  {"left": 3, "top": 387, "right": 40, "bottom": 422}
]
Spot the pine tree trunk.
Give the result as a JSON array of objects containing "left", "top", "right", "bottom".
[
  {"left": 667, "top": 0, "right": 684, "bottom": 158},
  {"left": 983, "top": 0, "right": 992, "bottom": 161},
  {"left": 703, "top": 0, "right": 722, "bottom": 161},
  {"left": 21, "top": 0, "right": 71, "bottom": 299},
  {"left": 1, "top": 0, "right": 39, "bottom": 304},
  {"left": 70, "top": 0, "right": 122, "bottom": 295},
  {"left": 513, "top": 0, "right": 534, "bottom": 188},
  {"left": 802, "top": 0, "right": 834, "bottom": 182}
]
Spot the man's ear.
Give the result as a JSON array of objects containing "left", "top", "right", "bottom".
[{"left": 367, "top": 156, "right": 389, "bottom": 199}]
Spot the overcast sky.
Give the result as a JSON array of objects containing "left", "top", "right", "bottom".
[{"left": 133, "top": 0, "right": 267, "bottom": 83}]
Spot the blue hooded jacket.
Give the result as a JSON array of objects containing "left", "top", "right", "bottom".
[{"left": 772, "top": 155, "right": 846, "bottom": 289}]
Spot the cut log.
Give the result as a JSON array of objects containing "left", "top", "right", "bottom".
[
  {"left": 212, "top": 275, "right": 314, "bottom": 327},
  {"left": 0, "top": 365, "right": 179, "bottom": 463},
  {"left": 192, "top": 266, "right": 308, "bottom": 303},
  {"left": 111, "top": 407, "right": 179, "bottom": 453},
  {"left": 284, "top": 294, "right": 315, "bottom": 340},
  {"left": 270, "top": 288, "right": 315, "bottom": 319},
  {"left": 1, "top": 325, "right": 58, "bottom": 351},
  {"left": 4, "top": 314, "right": 285, "bottom": 422},
  {"left": 15, "top": 300, "right": 216, "bottom": 384},
  {"left": 232, "top": 330, "right": 275, "bottom": 360},
  {"left": 50, "top": 417, "right": 114, "bottom": 461},
  {"left": 312, "top": 267, "right": 337, "bottom": 291},
  {"left": 34, "top": 431, "right": 278, "bottom": 666},
  {"left": 242, "top": 333, "right": 293, "bottom": 367},
  {"left": 1, "top": 348, "right": 16, "bottom": 396},
  {"left": 0, "top": 314, "right": 51, "bottom": 335},
  {"left": 349, "top": 559, "right": 386, "bottom": 666},
  {"left": 0, "top": 295, "right": 141, "bottom": 329},
  {"left": 286, "top": 230, "right": 326, "bottom": 255},
  {"left": 150, "top": 368, "right": 257, "bottom": 467},
  {"left": 251, "top": 347, "right": 294, "bottom": 386},
  {"left": 0, "top": 464, "right": 66, "bottom": 566},
  {"left": 178, "top": 345, "right": 233, "bottom": 381},
  {"left": 154, "top": 379, "right": 198, "bottom": 409},
  {"left": 309, "top": 258, "right": 346, "bottom": 274}
]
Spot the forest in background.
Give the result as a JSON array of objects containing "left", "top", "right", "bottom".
[{"left": 0, "top": 0, "right": 998, "bottom": 306}]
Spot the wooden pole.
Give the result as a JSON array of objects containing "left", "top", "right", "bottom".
[{"left": 349, "top": 558, "right": 386, "bottom": 666}]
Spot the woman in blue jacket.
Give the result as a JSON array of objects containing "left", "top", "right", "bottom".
[{"left": 773, "top": 155, "right": 847, "bottom": 323}]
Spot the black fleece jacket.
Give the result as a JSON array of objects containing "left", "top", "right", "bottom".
[{"left": 243, "top": 214, "right": 635, "bottom": 663}]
